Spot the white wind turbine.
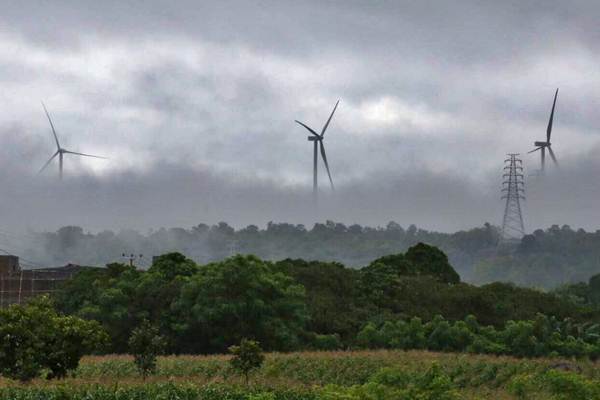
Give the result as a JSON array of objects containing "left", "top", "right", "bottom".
[{"left": 38, "top": 103, "right": 107, "bottom": 179}]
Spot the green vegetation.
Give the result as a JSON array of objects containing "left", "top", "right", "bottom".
[
  {"left": 554, "top": 272, "right": 600, "bottom": 309},
  {"left": 357, "top": 314, "right": 600, "bottom": 359},
  {"left": 474, "top": 225, "right": 600, "bottom": 288},
  {"left": 0, "top": 297, "right": 107, "bottom": 381},
  {"left": 6, "top": 242, "right": 600, "bottom": 398},
  {"left": 2, "top": 351, "right": 600, "bottom": 399},
  {"left": 128, "top": 320, "right": 167, "bottom": 378},
  {"left": 46, "top": 246, "right": 583, "bottom": 357},
  {"left": 51, "top": 244, "right": 599, "bottom": 355},
  {"left": 173, "top": 255, "right": 308, "bottom": 352},
  {"left": 228, "top": 339, "right": 265, "bottom": 384}
]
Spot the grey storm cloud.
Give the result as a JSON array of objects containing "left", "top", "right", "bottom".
[{"left": 0, "top": 0, "right": 599, "bottom": 236}]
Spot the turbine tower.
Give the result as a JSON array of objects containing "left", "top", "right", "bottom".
[
  {"left": 529, "top": 88, "right": 559, "bottom": 174},
  {"left": 500, "top": 154, "right": 526, "bottom": 242},
  {"left": 39, "top": 102, "right": 107, "bottom": 180},
  {"left": 295, "top": 100, "right": 339, "bottom": 204}
]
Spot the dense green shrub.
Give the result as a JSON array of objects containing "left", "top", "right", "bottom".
[
  {"left": 321, "top": 364, "right": 460, "bottom": 400},
  {"left": 0, "top": 297, "right": 108, "bottom": 381},
  {"left": 128, "top": 320, "right": 167, "bottom": 378},
  {"left": 229, "top": 339, "right": 265, "bottom": 384},
  {"left": 356, "top": 314, "right": 600, "bottom": 359},
  {"left": 311, "top": 334, "right": 343, "bottom": 350},
  {"left": 542, "top": 369, "right": 600, "bottom": 400}
]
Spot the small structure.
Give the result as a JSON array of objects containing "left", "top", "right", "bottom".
[
  {"left": 0, "top": 255, "right": 20, "bottom": 275},
  {"left": 0, "top": 262, "right": 92, "bottom": 308}
]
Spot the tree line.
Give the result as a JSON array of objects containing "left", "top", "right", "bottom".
[
  {"left": 51, "top": 243, "right": 600, "bottom": 354},
  {"left": 20, "top": 221, "right": 600, "bottom": 289},
  {"left": 358, "top": 314, "right": 600, "bottom": 359}
]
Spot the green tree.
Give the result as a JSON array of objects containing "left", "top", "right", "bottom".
[
  {"left": 228, "top": 338, "right": 265, "bottom": 385},
  {"left": 363, "top": 243, "right": 460, "bottom": 283},
  {"left": 404, "top": 243, "right": 460, "bottom": 284},
  {"left": 274, "top": 258, "right": 364, "bottom": 341},
  {"left": 173, "top": 255, "right": 308, "bottom": 352},
  {"left": 128, "top": 320, "right": 167, "bottom": 379},
  {"left": 0, "top": 296, "right": 107, "bottom": 381},
  {"left": 54, "top": 254, "right": 196, "bottom": 353},
  {"left": 357, "top": 322, "right": 382, "bottom": 348},
  {"left": 148, "top": 252, "right": 198, "bottom": 280},
  {"left": 589, "top": 273, "right": 600, "bottom": 305}
]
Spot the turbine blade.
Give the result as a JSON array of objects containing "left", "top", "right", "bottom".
[
  {"left": 321, "top": 100, "right": 339, "bottom": 137},
  {"left": 547, "top": 88, "right": 558, "bottom": 142},
  {"left": 548, "top": 146, "right": 559, "bottom": 166},
  {"left": 319, "top": 141, "right": 334, "bottom": 191},
  {"left": 41, "top": 102, "right": 61, "bottom": 149},
  {"left": 37, "top": 151, "right": 59, "bottom": 174},
  {"left": 62, "top": 150, "right": 108, "bottom": 159},
  {"left": 528, "top": 147, "right": 543, "bottom": 154},
  {"left": 294, "top": 120, "right": 320, "bottom": 137}
]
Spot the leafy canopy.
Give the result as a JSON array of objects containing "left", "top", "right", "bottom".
[
  {"left": 173, "top": 254, "right": 309, "bottom": 352},
  {"left": 0, "top": 296, "right": 107, "bottom": 381}
]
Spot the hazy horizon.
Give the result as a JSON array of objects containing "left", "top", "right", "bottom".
[{"left": 1, "top": 1, "right": 600, "bottom": 235}]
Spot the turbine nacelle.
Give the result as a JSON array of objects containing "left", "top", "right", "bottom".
[
  {"left": 308, "top": 136, "right": 320, "bottom": 141},
  {"left": 534, "top": 141, "right": 550, "bottom": 147}
]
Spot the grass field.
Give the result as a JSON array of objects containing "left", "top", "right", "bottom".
[{"left": 1, "top": 350, "right": 600, "bottom": 399}]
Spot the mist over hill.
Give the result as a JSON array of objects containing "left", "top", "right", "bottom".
[{"left": 8, "top": 221, "right": 600, "bottom": 289}]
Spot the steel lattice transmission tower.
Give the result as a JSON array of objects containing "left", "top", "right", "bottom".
[{"left": 501, "top": 154, "right": 526, "bottom": 242}]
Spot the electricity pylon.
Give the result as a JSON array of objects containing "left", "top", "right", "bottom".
[{"left": 500, "top": 154, "right": 526, "bottom": 243}]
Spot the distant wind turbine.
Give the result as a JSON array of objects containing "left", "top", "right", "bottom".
[
  {"left": 529, "top": 89, "right": 559, "bottom": 173},
  {"left": 39, "top": 102, "right": 107, "bottom": 180},
  {"left": 295, "top": 100, "right": 339, "bottom": 203}
]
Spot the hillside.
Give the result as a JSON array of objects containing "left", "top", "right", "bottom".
[{"left": 19, "top": 222, "right": 600, "bottom": 289}]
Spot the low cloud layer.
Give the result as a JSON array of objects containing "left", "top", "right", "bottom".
[
  {"left": 1, "top": 146, "right": 598, "bottom": 234},
  {"left": 0, "top": 1, "right": 599, "bottom": 240}
]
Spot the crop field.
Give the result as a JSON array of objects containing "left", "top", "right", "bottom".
[{"left": 1, "top": 350, "right": 600, "bottom": 399}]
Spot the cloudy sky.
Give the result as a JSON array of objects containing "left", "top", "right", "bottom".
[{"left": 0, "top": 0, "right": 599, "bottom": 234}]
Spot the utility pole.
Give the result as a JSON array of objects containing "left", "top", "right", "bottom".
[
  {"left": 228, "top": 240, "right": 239, "bottom": 257},
  {"left": 122, "top": 253, "right": 143, "bottom": 267},
  {"left": 500, "top": 154, "right": 526, "bottom": 243}
]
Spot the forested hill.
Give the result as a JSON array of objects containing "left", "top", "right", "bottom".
[{"left": 20, "top": 221, "right": 600, "bottom": 288}]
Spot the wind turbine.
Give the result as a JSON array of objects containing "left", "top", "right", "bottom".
[
  {"left": 39, "top": 102, "right": 107, "bottom": 180},
  {"left": 295, "top": 100, "right": 339, "bottom": 203},
  {"left": 529, "top": 89, "right": 559, "bottom": 173}
]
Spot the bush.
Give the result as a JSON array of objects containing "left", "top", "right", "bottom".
[
  {"left": 128, "top": 320, "right": 167, "bottom": 378},
  {"left": 0, "top": 296, "right": 107, "bottom": 381},
  {"left": 321, "top": 364, "right": 460, "bottom": 400},
  {"left": 312, "top": 334, "right": 343, "bottom": 351},
  {"left": 229, "top": 338, "right": 265, "bottom": 384},
  {"left": 542, "top": 370, "right": 600, "bottom": 400},
  {"left": 507, "top": 373, "right": 536, "bottom": 399},
  {"left": 355, "top": 314, "right": 600, "bottom": 360}
]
